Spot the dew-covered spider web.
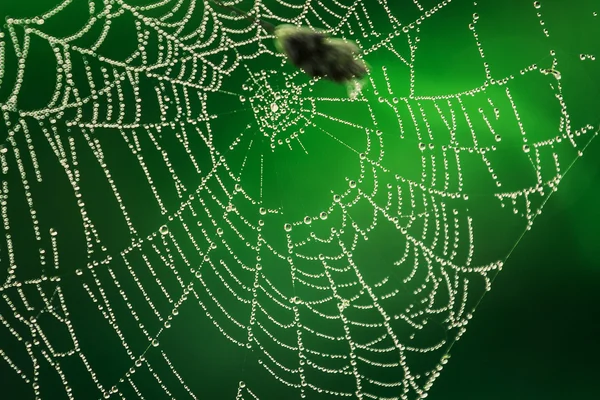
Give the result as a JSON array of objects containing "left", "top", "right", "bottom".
[{"left": 0, "top": 0, "right": 599, "bottom": 399}]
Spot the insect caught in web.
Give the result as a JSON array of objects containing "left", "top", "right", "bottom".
[{"left": 210, "top": 0, "right": 370, "bottom": 97}]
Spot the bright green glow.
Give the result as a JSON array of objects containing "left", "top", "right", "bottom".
[{"left": 0, "top": 1, "right": 598, "bottom": 399}]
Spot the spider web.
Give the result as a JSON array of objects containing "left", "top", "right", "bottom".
[{"left": 0, "top": 0, "right": 598, "bottom": 399}]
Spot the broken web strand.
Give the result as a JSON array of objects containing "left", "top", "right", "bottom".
[{"left": 0, "top": 0, "right": 597, "bottom": 399}]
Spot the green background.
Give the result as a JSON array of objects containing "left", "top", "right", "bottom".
[{"left": 0, "top": 0, "right": 598, "bottom": 399}]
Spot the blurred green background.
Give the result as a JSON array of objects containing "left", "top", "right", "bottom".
[{"left": 0, "top": 0, "right": 598, "bottom": 399}]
